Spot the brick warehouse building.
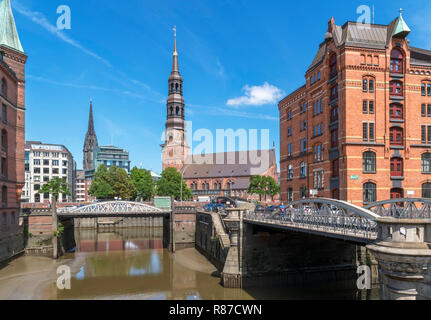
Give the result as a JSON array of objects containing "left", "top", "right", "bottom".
[
  {"left": 0, "top": 0, "right": 27, "bottom": 261},
  {"left": 279, "top": 12, "right": 431, "bottom": 206}
]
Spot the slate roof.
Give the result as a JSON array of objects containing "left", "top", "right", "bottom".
[{"left": 183, "top": 149, "right": 276, "bottom": 179}]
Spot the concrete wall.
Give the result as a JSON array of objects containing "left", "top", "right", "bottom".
[
  {"left": 172, "top": 213, "right": 195, "bottom": 250},
  {"left": 0, "top": 230, "right": 24, "bottom": 263}
]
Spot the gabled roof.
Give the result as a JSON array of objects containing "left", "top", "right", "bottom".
[{"left": 0, "top": 0, "right": 24, "bottom": 53}]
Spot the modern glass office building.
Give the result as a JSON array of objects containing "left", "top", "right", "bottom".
[{"left": 93, "top": 145, "right": 131, "bottom": 173}]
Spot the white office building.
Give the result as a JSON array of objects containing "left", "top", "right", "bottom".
[{"left": 22, "top": 141, "right": 75, "bottom": 203}]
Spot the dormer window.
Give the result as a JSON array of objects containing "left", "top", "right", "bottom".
[{"left": 390, "top": 48, "right": 403, "bottom": 74}]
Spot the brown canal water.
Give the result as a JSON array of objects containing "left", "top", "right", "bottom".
[{"left": 0, "top": 228, "right": 381, "bottom": 300}]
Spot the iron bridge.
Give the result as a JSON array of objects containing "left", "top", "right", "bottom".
[
  {"left": 57, "top": 201, "right": 171, "bottom": 218},
  {"left": 243, "top": 198, "right": 431, "bottom": 244}
]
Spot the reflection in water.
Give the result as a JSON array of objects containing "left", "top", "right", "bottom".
[{"left": 51, "top": 228, "right": 380, "bottom": 300}]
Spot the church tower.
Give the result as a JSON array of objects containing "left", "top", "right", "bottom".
[
  {"left": 161, "top": 28, "right": 190, "bottom": 171},
  {"left": 83, "top": 100, "right": 98, "bottom": 170}
]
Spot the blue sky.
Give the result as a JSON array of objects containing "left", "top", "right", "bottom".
[{"left": 10, "top": 0, "right": 431, "bottom": 173}]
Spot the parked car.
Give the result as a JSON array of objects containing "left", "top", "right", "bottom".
[
  {"left": 255, "top": 205, "right": 265, "bottom": 213},
  {"left": 264, "top": 205, "right": 278, "bottom": 213},
  {"left": 203, "top": 203, "right": 226, "bottom": 212}
]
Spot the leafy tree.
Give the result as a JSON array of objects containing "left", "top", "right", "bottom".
[
  {"left": 109, "top": 166, "right": 137, "bottom": 200},
  {"left": 265, "top": 176, "right": 280, "bottom": 201},
  {"left": 89, "top": 164, "right": 114, "bottom": 199},
  {"left": 38, "top": 177, "right": 71, "bottom": 259},
  {"left": 156, "top": 167, "right": 193, "bottom": 200},
  {"left": 130, "top": 167, "right": 155, "bottom": 201},
  {"left": 248, "top": 176, "right": 264, "bottom": 201}
]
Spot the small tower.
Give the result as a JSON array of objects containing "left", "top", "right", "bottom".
[
  {"left": 161, "top": 27, "right": 190, "bottom": 171},
  {"left": 83, "top": 100, "right": 99, "bottom": 170}
]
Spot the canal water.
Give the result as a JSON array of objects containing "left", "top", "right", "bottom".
[{"left": 0, "top": 228, "right": 381, "bottom": 300}]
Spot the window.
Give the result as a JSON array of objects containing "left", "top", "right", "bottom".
[
  {"left": 389, "top": 81, "right": 403, "bottom": 96},
  {"left": 1, "top": 129, "right": 6, "bottom": 151},
  {"left": 300, "top": 138, "right": 307, "bottom": 153},
  {"left": 369, "top": 101, "right": 374, "bottom": 114},
  {"left": 369, "top": 79, "right": 374, "bottom": 93},
  {"left": 422, "top": 153, "right": 431, "bottom": 173},
  {"left": 329, "top": 54, "right": 337, "bottom": 78},
  {"left": 1, "top": 78, "right": 6, "bottom": 97},
  {"left": 34, "top": 168, "right": 40, "bottom": 174},
  {"left": 389, "top": 103, "right": 403, "bottom": 119},
  {"left": 332, "top": 159, "right": 339, "bottom": 178},
  {"left": 369, "top": 123, "right": 375, "bottom": 141},
  {"left": 287, "top": 165, "right": 293, "bottom": 180},
  {"left": 1, "top": 186, "right": 6, "bottom": 207},
  {"left": 390, "top": 157, "right": 403, "bottom": 177},
  {"left": 1, "top": 157, "right": 6, "bottom": 178},
  {"left": 313, "top": 170, "right": 325, "bottom": 190},
  {"left": 287, "top": 188, "right": 293, "bottom": 202},
  {"left": 363, "top": 100, "right": 368, "bottom": 114},
  {"left": 300, "top": 162, "right": 307, "bottom": 178},
  {"left": 314, "top": 144, "right": 324, "bottom": 162},
  {"left": 330, "top": 106, "right": 338, "bottom": 123},
  {"left": 363, "top": 182, "right": 376, "bottom": 203},
  {"left": 287, "top": 143, "right": 293, "bottom": 157},
  {"left": 1, "top": 104, "right": 6, "bottom": 124},
  {"left": 43, "top": 168, "right": 49, "bottom": 174},
  {"left": 389, "top": 127, "right": 403, "bottom": 146},
  {"left": 391, "top": 188, "right": 404, "bottom": 199},
  {"left": 423, "top": 183, "right": 431, "bottom": 198},
  {"left": 363, "top": 79, "right": 368, "bottom": 92},
  {"left": 390, "top": 48, "right": 403, "bottom": 74},
  {"left": 52, "top": 160, "right": 59, "bottom": 166},
  {"left": 363, "top": 123, "right": 368, "bottom": 141},
  {"left": 330, "top": 85, "right": 338, "bottom": 100},
  {"left": 331, "top": 129, "right": 338, "bottom": 148},
  {"left": 363, "top": 151, "right": 376, "bottom": 173}
]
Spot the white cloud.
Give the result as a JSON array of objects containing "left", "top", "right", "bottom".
[
  {"left": 13, "top": 1, "right": 111, "bottom": 66},
  {"left": 227, "top": 82, "right": 284, "bottom": 107}
]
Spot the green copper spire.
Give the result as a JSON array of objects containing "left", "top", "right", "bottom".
[
  {"left": 0, "top": 0, "right": 24, "bottom": 52},
  {"left": 392, "top": 8, "right": 411, "bottom": 38}
]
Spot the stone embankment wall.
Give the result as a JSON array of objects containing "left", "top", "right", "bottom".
[
  {"left": 195, "top": 211, "right": 229, "bottom": 271},
  {"left": 0, "top": 230, "right": 24, "bottom": 263}
]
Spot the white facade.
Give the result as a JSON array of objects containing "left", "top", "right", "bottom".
[
  {"left": 75, "top": 170, "right": 90, "bottom": 203},
  {"left": 22, "top": 141, "right": 75, "bottom": 203}
]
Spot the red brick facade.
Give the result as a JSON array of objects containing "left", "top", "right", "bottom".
[
  {"left": 279, "top": 15, "right": 431, "bottom": 206},
  {"left": 0, "top": 45, "right": 27, "bottom": 234}
]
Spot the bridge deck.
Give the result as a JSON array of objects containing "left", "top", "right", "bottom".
[{"left": 243, "top": 215, "right": 377, "bottom": 245}]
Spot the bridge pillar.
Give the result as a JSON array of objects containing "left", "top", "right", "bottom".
[
  {"left": 367, "top": 218, "right": 431, "bottom": 300},
  {"left": 221, "top": 209, "right": 242, "bottom": 289}
]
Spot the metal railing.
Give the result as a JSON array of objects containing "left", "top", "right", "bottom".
[{"left": 365, "top": 198, "right": 431, "bottom": 219}]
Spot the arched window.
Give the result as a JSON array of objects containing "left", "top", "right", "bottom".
[
  {"left": 34, "top": 193, "right": 40, "bottom": 203},
  {"left": 176, "top": 106, "right": 180, "bottom": 116},
  {"left": 206, "top": 183, "right": 209, "bottom": 190},
  {"left": 390, "top": 157, "right": 403, "bottom": 177},
  {"left": 170, "top": 107, "right": 173, "bottom": 116},
  {"left": 391, "top": 188, "right": 404, "bottom": 199},
  {"left": 389, "top": 127, "right": 403, "bottom": 146},
  {"left": 329, "top": 54, "right": 337, "bottom": 78},
  {"left": 0, "top": 78, "right": 6, "bottom": 97},
  {"left": 218, "top": 183, "right": 222, "bottom": 190},
  {"left": 422, "top": 153, "right": 431, "bottom": 173},
  {"left": 1, "top": 129, "right": 6, "bottom": 151},
  {"left": 363, "top": 151, "right": 376, "bottom": 173},
  {"left": 171, "top": 83, "right": 174, "bottom": 92},
  {"left": 363, "top": 76, "right": 375, "bottom": 93},
  {"left": 389, "top": 103, "right": 403, "bottom": 119},
  {"left": 300, "top": 162, "right": 306, "bottom": 178},
  {"left": 423, "top": 183, "right": 431, "bottom": 198},
  {"left": 175, "top": 83, "right": 179, "bottom": 91},
  {"left": 363, "top": 182, "right": 376, "bottom": 203},
  {"left": 389, "top": 80, "right": 403, "bottom": 96},
  {"left": 390, "top": 48, "right": 403, "bottom": 74},
  {"left": 421, "top": 82, "right": 431, "bottom": 96}
]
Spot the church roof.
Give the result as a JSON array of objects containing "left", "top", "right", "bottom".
[
  {"left": 182, "top": 149, "right": 276, "bottom": 179},
  {"left": 0, "top": 0, "right": 24, "bottom": 53}
]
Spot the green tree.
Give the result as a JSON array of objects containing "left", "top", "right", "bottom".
[
  {"left": 130, "top": 167, "right": 155, "bottom": 201},
  {"left": 109, "top": 166, "right": 137, "bottom": 200},
  {"left": 38, "top": 177, "right": 71, "bottom": 259},
  {"left": 265, "top": 176, "right": 280, "bottom": 201},
  {"left": 156, "top": 167, "right": 193, "bottom": 201},
  {"left": 89, "top": 164, "right": 114, "bottom": 199},
  {"left": 248, "top": 175, "right": 264, "bottom": 201}
]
